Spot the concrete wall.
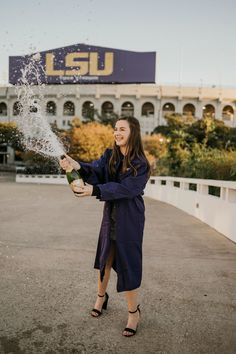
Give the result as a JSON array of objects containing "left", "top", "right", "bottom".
[
  {"left": 16, "top": 174, "right": 67, "bottom": 185},
  {"left": 144, "top": 176, "right": 236, "bottom": 243},
  {"left": 16, "top": 174, "right": 236, "bottom": 243}
]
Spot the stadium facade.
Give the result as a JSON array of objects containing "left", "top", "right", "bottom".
[
  {"left": 0, "top": 84, "right": 235, "bottom": 134},
  {"left": 0, "top": 44, "right": 235, "bottom": 134}
]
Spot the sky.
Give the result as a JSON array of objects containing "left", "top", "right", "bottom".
[{"left": 1, "top": 0, "right": 236, "bottom": 87}]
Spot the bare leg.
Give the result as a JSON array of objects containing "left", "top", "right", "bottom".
[
  {"left": 123, "top": 289, "right": 140, "bottom": 336},
  {"left": 91, "top": 243, "right": 115, "bottom": 316}
]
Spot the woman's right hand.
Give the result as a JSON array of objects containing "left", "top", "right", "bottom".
[{"left": 59, "top": 154, "right": 81, "bottom": 171}]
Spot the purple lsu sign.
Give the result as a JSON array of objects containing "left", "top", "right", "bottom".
[{"left": 9, "top": 44, "right": 156, "bottom": 85}]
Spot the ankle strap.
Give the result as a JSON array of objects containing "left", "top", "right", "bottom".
[
  {"left": 128, "top": 304, "right": 140, "bottom": 314},
  {"left": 98, "top": 293, "right": 105, "bottom": 297}
]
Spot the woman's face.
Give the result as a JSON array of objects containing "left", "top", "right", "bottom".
[{"left": 114, "top": 120, "right": 131, "bottom": 148}]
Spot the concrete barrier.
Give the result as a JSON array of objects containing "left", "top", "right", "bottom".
[
  {"left": 16, "top": 174, "right": 67, "bottom": 185},
  {"left": 16, "top": 174, "right": 236, "bottom": 243},
  {"left": 144, "top": 176, "right": 236, "bottom": 243}
]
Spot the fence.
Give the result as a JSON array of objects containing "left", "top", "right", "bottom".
[
  {"left": 144, "top": 176, "right": 236, "bottom": 243},
  {"left": 16, "top": 174, "right": 236, "bottom": 243}
]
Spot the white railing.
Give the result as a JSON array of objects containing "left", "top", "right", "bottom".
[
  {"left": 16, "top": 174, "right": 236, "bottom": 243},
  {"left": 144, "top": 176, "right": 236, "bottom": 243},
  {"left": 16, "top": 174, "right": 67, "bottom": 185}
]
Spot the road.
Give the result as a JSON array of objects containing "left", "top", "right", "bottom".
[{"left": 0, "top": 182, "right": 235, "bottom": 354}]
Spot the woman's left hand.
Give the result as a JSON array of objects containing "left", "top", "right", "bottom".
[{"left": 71, "top": 182, "right": 93, "bottom": 197}]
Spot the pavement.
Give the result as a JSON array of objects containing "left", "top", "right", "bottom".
[{"left": 0, "top": 182, "right": 235, "bottom": 354}]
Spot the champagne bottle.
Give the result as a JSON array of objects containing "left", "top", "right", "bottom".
[
  {"left": 66, "top": 167, "right": 84, "bottom": 186},
  {"left": 61, "top": 155, "right": 84, "bottom": 190}
]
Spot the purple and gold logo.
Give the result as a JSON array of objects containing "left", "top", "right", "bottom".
[
  {"left": 9, "top": 44, "right": 156, "bottom": 84},
  {"left": 45, "top": 52, "right": 114, "bottom": 76}
]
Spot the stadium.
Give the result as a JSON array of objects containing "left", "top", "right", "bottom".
[{"left": 0, "top": 43, "right": 235, "bottom": 135}]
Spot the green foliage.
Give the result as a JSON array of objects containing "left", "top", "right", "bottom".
[
  {"left": 21, "top": 151, "right": 60, "bottom": 174},
  {"left": 82, "top": 108, "right": 119, "bottom": 127},
  {"left": 0, "top": 122, "right": 24, "bottom": 151},
  {"left": 153, "top": 115, "right": 236, "bottom": 150},
  {"left": 154, "top": 156, "right": 170, "bottom": 176},
  {"left": 0, "top": 122, "right": 25, "bottom": 162},
  {"left": 179, "top": 147, "right": 236, "bottom": 180},
  {"left": 152, "top": 125, "right": 171, "bottom": 136},
  {"left": 186, "top": 117, "right": 232, "bottom": 149},
  {"left": 1, "top": 115, "right": 236, "bottom": 180},
  {"left": 153, "top": 114, "right": 236, "bottom": 180},
  {"left": 142, "top": 134, "right": 168, "bottom": 159},
  {"left": 165, "top": 113, "right": 194, "bottom": 129},
  {"left": 95, "top": 110, "right": 119, "bottom": 127},
  {"left": 81, "top": 107, "right": 96, "bottom": 123}
]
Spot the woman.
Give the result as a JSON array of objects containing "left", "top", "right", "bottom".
[{"left": 60, "top": 116, "right": 150, "bottom": 337}]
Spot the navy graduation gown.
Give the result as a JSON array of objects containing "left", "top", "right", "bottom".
[{"left": 79, "top": 148, "right": 149, "bottom": 292}]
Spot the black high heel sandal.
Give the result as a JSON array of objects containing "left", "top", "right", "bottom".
[
  {"left": 91, "top": 292, "right": 109, "bottom": 317},
  {"left": 122, "top": 304, "right": 141, "bottom": 337}
]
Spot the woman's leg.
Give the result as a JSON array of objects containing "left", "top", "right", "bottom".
[
  {"left": 91, "top": 243, "right": 115, "bottom": 316},
  {"left": 123, "top": 289, "right": 140, "bottom": 336}
]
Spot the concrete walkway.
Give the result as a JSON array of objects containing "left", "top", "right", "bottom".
[{"left": 0, "top": 182, "right": 235, "bottom": 354}]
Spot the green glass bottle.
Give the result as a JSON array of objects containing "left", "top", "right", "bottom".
[
  {"left": 66, "top": 167, "right": 84, "bottom": 187},
  {"left": 61, "top": 155, "right": 84, "bottom": 189}
]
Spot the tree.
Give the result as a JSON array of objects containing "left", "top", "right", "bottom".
[
  {"left": 0, "top": 122, "right": 24, "bottom": 150},
  {"left": 95, "top": 110, "right": 119, "bottom": 127},
  {"left": 180, "top": 146, "right": 236, "bottom": 181},
  {"left": 69, "top": 122, "right": 114, "bottom": 161},
  {"left": 141, "top": 134, "right": 167, "bottom": 173},
  {"left": 0, "top": 122, "right": 25, "bottom": 162},
  {"left": 151, "top": 114, "right": 236, "bottom": 179},
  {"left": 142, "top": 134, "right": 168, "bottom": 159},
  {"left": 81, "top": 108, "right": 119, "bottom": 127},
  {"left": 186, "top": 117, "right": 227, "bottom": 148}
]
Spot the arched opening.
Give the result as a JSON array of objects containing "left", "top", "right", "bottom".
[
  {"left": 63, "top": 101, "right": 75, "bottom": 116},
  {"left": 202, "top": 104, "right": 215, "bottom": 118},
  {"left": 0, "top": 102, "right": 7, "bottom": 116},
  {"left": 101, "top": 101, "right": 114, "bottom": 116},
  {"left": 121, "top": 102, "right": 134, "bottom": 117},
  {"left": 183, "top": 103, "right": 196, "bottom": 117},
  {"left": 142, "top": 102, "right": 154, "bottom": 117},
  {"left": 82, "top": 101, "right": 95, "bottom": 119},
  {"left": 222, "top": 105, "right": 234, "bottom": 120},
  {"left": 13, "top": 101, "right": 22, "bottom": 116},
  {"left": 29, "top": 103, "right": 38, "bottom": 113},
  {"left": 46, "top": 101, "right": 57, "bottom": 116},
  {"left": 162, "top": 103, "right": 175, "bottom": 115}
]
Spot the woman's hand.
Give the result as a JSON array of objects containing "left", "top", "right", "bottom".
[
  {"left": 59, "top": 154, "right": 81, "bottom": 171},
  {"left": 71, "top": 182, "right": 93, "bottom": 197}
]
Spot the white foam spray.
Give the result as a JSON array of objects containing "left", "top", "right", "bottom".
[{"left": 15, "top": 53, "right": 65, "bottom": 158}]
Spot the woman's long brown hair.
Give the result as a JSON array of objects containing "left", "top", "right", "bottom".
[{"left": 108, "top": 116, "right": 151, "bottom": 178}]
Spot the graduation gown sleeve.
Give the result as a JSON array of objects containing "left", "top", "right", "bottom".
[
  {"left": 96, "top": 161, "right": 148, "bottom": 201},
  {"left": 78, "top": 148, "right": 111, "bottom": 185}
]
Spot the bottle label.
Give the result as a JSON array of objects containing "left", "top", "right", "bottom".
[{"left": 72, "top": 179, "right": 84, "bottom": 187}]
